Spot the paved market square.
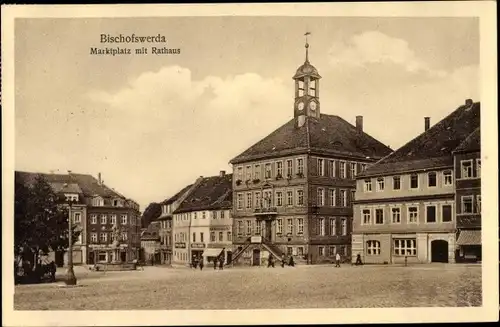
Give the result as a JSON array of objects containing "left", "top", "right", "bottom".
[{"left": 14, "top": 264, "right": 481, "bottom": 310}]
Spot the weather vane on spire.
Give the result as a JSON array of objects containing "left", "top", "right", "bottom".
[{"left": 304, "top": 32, "right": 311, "bottom": 62}]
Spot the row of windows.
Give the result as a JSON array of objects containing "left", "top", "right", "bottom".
[
  {"left": 316, "top": 158, "right": 366, "bottom": 179},
  {"left": 235, "top": 218, "right": 305, "bottom": 236},
  {"left": 361, "top": 203, "right": 453, "bottom": 225},
  {"left": 460, "top": 159, "right": 481, "bottom": 179},
  {"left": 175, "top": 210, "right": 229, "bottom": 222},
  {"left": 159, "top": 220, "right": 172, "bottom": 229},
  {"left": 318, "top": 245, "right": 346, "bottom": 257},
  {"left": 236, "top": 189, "right": 304, "bottom": 210},
  {"left": 316, "top": 217, "right": 348, "bottom": 236},
  {"left": 460, "top": 195, "right": 481, "bottom": 214},
  {"left": 91, "top": 197, "right": 130, "bottom": 208},
  {"left": 90, "top": 232, "right": 128, "bottom": 242},
  {"left": 175, "top": 252, "right": 188, "bottom": 262},
  {"left": 316, "top": 188, "right": 355, "bottom": 207},
  {"left": 365, "top": 239, "right": 417, "bottom": 256},
  {"left": 364, "top": 171, "right": 453, "bottom": 192},
  {"left": 235, "top": 158, "right": 305, "bottom": 182},
  {"left": 90, "top": 213, "right": 131, "bottom": 225},
  {"left": 189, "top": 231, "right": 233, "bottom": 243}
]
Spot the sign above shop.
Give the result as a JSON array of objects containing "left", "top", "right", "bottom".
[
  {"left": 175, "top": 242, "right": 186, "bottom": 248},
  {"left": 191, "top": 243, "right": 206, "bottom": 249}
]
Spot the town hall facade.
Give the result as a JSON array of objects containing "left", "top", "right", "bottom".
[{"left": 229, "top": 41, "right": 392, "bottom": 266}]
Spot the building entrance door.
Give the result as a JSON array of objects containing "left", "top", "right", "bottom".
[
  {"left": 265, "top": 220, "right": 272, "bottom": 241},
  {"left": 120, "top": 251, "right": 127, "bottom": 262},
  {"left": 431, "top": 240, "right": 449, "bottom": 263},
  {"left": 252, "top": 249, "right": 261, "bottom": 266}
]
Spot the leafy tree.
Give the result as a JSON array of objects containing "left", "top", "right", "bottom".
[
  {"left": 141, "top": 202, "right": 161, "bottom": 228},
  {"left": 15, "top": 174, "right": 80, "bottom": 272}
]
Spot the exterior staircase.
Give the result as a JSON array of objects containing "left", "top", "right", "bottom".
[
  {"left": 228, "top": 238, "right": 252, "bottom": 265},
  {"left": 262, "top": 237, "right": 285, "bottom": 262}
]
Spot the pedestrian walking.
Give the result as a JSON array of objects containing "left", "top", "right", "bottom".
[
  {"left": 267, "top": 254, "right": 275, "bottom": 268},
  {"left": 213, "top": 258, "right": 217, "bottom": 270},
  {"left": 335, "top": 253, "right": 341, "bottom": 267},
  {"left": 281, "top": 254, "right": 286, "bottom": 268},
  {"left": 288, "top": 255, "right": 295, "bottom": 267},
  {"left": 219, "top": 257, "right": 224, "bottom": 270},
  {"left": 199, "top": 258, "right": 204, "bottom": 271},
  {"left": 355, "top": 253, "right": 363, "bottom": 266}
]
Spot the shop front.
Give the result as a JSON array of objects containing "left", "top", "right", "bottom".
[
  {"left": 191, "top": 243, "right": 205, "bottom": 265},
  {"left": 456, "top": 229, "right": 482, "bottom": 262}
]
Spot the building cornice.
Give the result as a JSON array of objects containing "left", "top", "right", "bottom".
[{"left": 353, "top": 193, "right": 455, "bottom": 205}]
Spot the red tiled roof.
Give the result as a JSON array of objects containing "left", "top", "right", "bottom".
[
  {"left": 359, "top": 102, "right": 480, "bottom": 177},
  {"left": 230, "top": 114, "right": 392, "bottom": 164},
  {"left": 174, "top": 174, "right": 233, "bottom": 213}
]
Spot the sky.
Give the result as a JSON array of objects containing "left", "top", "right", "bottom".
[{"left": 14, "top": 16, "right": 479, "bottom": 210}]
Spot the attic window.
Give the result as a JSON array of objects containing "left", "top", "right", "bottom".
[{"left": 332, "top": 141, "right": 343, "bottom": 147}]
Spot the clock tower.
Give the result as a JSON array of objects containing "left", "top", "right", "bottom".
[{"left": 293, "top": 33, "right": 321, "bottom": 127}]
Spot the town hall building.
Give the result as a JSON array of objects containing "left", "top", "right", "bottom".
[{"left": 229, "top": 40, "right": 392, "bottom": 266}]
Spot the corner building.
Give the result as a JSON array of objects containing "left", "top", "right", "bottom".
[
  {"left": 229, "top": 43, "right": 392, "bottom": 266},
  {"left": 352, "top": 100, "right": 480, "bottom": 264}
]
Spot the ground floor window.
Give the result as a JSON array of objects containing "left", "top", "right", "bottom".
[
  {"left": 329, "top": 246, "right": 336, "bottom": 256},
  {"left": 318, "top": 246, "right": 325, "bottom": 257},
  {"left": 297, "top": 247, "right": 304, "bottom": 256},
  {"left": 393, "top": 239, "right": 417, "bottom": 256},
  {"left": 366, "top": 240, "right": 381, "bottom": 255},
  {"left": 98, "top": 252, "right": 107, "bottom": 262},
  {"left": 287, "top": 247, "right": 293, "bottom": 256}
]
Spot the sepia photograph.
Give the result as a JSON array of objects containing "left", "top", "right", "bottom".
[{"left": 2, "top": 2, "right": 498, "bottom": 326}]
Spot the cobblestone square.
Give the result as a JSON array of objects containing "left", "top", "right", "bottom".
[{"left": 14, "top": 264, "right": 481, "bottom": 310}]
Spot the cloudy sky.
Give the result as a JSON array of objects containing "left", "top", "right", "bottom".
[{"left": 14, "top": 16, "right": 479, "bottom": 210}]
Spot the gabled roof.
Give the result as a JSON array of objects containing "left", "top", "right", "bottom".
[
  {"left": 454, "top": 127, "right": 480, "bottom": 153},
  {"left": 359, "top": 101, "right": 480, "bottom": 177},
  {"left": 230, "top": 114, "right": 392, "bottom": 164},
  {"left": 161, "top": 184, "right": 194, "bottom": 205},
  {"left": 174, "top": 174, "right": 233, "bottom": 213},
  {"left": 15, "top": 171, "right": 127, "bottom": 199},
  {"left": 49, "top": 182, "right": 83, "bottom": 194}
]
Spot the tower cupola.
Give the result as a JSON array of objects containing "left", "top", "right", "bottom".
[{"left": 293, "top": 32, "right": 321, "bottom": 127}]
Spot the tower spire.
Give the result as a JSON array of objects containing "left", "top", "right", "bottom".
[{"left": 304, "top": 32, "right": 311, "bottom": 63}]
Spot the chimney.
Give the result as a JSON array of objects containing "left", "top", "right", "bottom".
[
  {"left": 465, "top": 99, "right": 473, "bottom": 106},
  {"left": 356, "top": 116, "right": 363, "bottom": 132},
  {"left": 98, "top": 172, "right": 102, "bottom": 185},
  {"left": 424, "top": 117, "right": 430, "bottom": 132},
  {"left": 219, "top": 170, "right": 226, "bottom": 177}
]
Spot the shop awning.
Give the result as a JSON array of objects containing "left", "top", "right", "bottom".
[
  {"left": 457, "top": 230, "right": 481, "bottom": 245},
  {"left": 202, "top": 248, "right": 223, "bottom": 257}
]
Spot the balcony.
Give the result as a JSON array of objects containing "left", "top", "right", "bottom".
[{"left": 254, "top": 207, "right": 278, "bottom": 215}]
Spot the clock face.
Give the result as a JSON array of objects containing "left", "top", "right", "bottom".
[
  {"left": 309, "top": 101, "right": 317, "bottom": 111},
  {"left": 297, "top": 102, "right": 305, "bottom": 111}
]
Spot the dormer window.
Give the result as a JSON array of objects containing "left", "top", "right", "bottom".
[
  {"left": 113, "top": 199, "right": 123, "bottom": 207},
  {"left": 92, "top": 197, "right": 104, "bottom": 207},
  {"left": 65, "top": 194, "right": 79, "bottom": 202}
]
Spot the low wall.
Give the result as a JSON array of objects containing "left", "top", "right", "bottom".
[{"left": 95, "top": 263, "right": 136, "bottom": 271}]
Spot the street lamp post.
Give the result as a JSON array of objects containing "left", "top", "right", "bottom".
[{"left": 65, "top": 199, "right": 77, "bottom": 285}]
